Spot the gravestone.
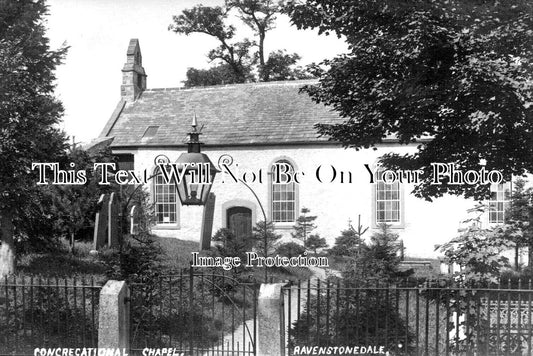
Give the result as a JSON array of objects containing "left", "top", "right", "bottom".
[
  {"left": 200, "top": 193, "right": 216, "bottom": 250},
  {"left": 130, "top": 205, "right": 140, "bottom": 235},
  {"left": 108, "top": 192, "right": 119, "bottom": 248},
  {"left": 93, "top": 194, "right": 109, "bottom": 249}
]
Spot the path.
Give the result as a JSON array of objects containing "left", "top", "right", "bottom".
[{"left": 201, "top": 266, "right": 341, "bottom": 355}]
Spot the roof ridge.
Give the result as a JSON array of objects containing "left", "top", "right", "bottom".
[{"left": 144, "top": 79, "right": 318, "bottom": 93}]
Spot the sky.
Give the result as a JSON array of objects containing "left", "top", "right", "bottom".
[{"left": 45, "top": 0, "right": 347, "bottom": 144}]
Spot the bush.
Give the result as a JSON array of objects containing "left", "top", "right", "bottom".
[
  {"left": 276, "top": 242, "right": 306, "bottom": 258},
  {"left": 289, "top": 283, "right": 413, "bottom": 354},
  {"left": 289, "top": 224, "right": 414, "bottom": 353},
  {"left": 0, "top": 279, "right": 99, "bottom": 353},
  {"left": 305, "top": 234, "right": 328, "bottom": 254}
]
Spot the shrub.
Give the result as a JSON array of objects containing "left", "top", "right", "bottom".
[
  {"left": 289, "top": 283, "right": 413, "bottom": 354},
  {"left": 289, "top": 224, "right": 414, "bottom": 352},
  {"left": 304, "top": 234, "right": 328, "bottom": 255},
  {"left": 276, "top": 242, "right": 306, "bottom": 258}
]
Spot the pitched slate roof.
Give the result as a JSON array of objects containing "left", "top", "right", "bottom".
[{"left": 100, "top": 79, "right": 345, "bottom": 148}]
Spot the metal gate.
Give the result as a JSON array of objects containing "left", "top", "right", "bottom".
[{"left": 129, "top": 270, "right": 258, "bottom": 356}]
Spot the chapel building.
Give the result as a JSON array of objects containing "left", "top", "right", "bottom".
[{"left": 97, "top": 39, "right": 512, "bottom": 258}]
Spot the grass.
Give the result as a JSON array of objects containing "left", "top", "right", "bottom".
[
  {"left": 16, "top": 240, "right": 107, "bottom": 279},
  {"left": 158, "top": 237, "right": 201, "bottom": 271},
  {"left": 14, "top": 236, "right": 314, "bottom": 283},
  {"left": 158, "top": 236, "right": 313, "bottom": 281}
]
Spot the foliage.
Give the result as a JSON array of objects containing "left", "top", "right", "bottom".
[
  {"left": 288, "top": 223, "right": 413, "bottom": 352},
  {"left": 437, "top": 205, "right": 514, "bottom": 287},
  {"left": 503, "top": 178, "right": 533, "bottom": 268},
  {"left": 210, "top": 227, "right": 251, "bottom": 277},
  {"left": 276, "top": 241, "right": 306, "bottom": 258},
  {"left": 12, "top": 146, "right": 117, "bottom": 254},
  {"left": 183, "top": 63, "right": 249, "bottom": 87},
  {"left": 0, "top": 0, "right": 68, "bottom": 275},
  {"left": 291, "top": 225, "right": 412, "bottom": 354},
  {"left": 0, "top": 280, "right": 99, "bottom": 353},
  {"left": 289, "top": 287, "right": 413, "bottom": 354},
  {"left": 263, "top": 49, "right": 312, "bottom": 81},
  {"left": 212, "top": 228, "right": 251, "bottom": 257},
  {"left": 100, "top": 189, "right": 162, "bottom": 283},
  {"left": 343, "top": 224, "right": 405, "bottom": 282},
  {"left": 328, "top": 218, "right": 367, "bottom": 257},
  {"left": 252, "top": 220, "right": 282, "bottom": 257},
  {"left": 49, "top": 147, "right": 117, "bottom": 249},
  {"left": 304, "top": 234, "right": 328, "bottom": 254},
  {"left": 170, "top": 1, "right": 309, "bottom": 85},
  {"left": 286, "top": 0, "right": 533, "bottom": 200},
  {"left": 429, "top": 206, "right": 521, "bottom": 354},
  {"left": 291, "top": 207, "right": 317, "bottom": 242}
]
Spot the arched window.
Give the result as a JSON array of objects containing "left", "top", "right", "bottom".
[
  {"left": 375, "top": 170, "right": 402, "bottom": 224},
  {"left": 271, "top": 160, "right": 297, "bottom": 223},
  {"left": 153, "top": 166, "right": 178, "bottom": 224}
]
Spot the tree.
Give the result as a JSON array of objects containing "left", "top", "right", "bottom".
[
  {"left": 252, "top": 220, "right": 282, "bottom": 257},
  {"left": 0, "top": 0, "right": 68, "bottom": 276},
  {"left": 49, "top": 146, "right": 116, "bottom": 252},
  {"left": 438, "top": 206, "right": 513, "bottom": 286},
  {"left": 501, "top": 178, "right": 533, "bottom": 269},
  {"left": 304, "top": 233, "right": 328, "bottom": 255},
  {"left": 263, "top": 50, "right": 312, "bottom": 81},
  {"left": 344, "top": 224, "right": 404, "bottom": 282},
  {"left": 329, "top": 216, "right": 367, "bottom": 257},
  {"left": 170, "top": 1, "right": 310, "bottom": 85},
  {"left": 286, "top": 0, "right": 533, "bottom": 201},
  {"left": 291, "top": 207, "right": 317, "bottom": 242},
  {"left": 183, "top": 64, "right": 248, "bottom": 88}
]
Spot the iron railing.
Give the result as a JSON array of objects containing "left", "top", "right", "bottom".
[
  {"left": 283, "top": 278, "right": 533, "bottom": 356},
  {"left": 0, "top": 275, "right": 103, "bottom": 356},
  {"left": 129, "top": 270, "right": 258, "bottom": 356}
]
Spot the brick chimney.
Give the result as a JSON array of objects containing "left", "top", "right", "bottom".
[{"left": 121, "top": 39, "right": 147, "bottom": 101}]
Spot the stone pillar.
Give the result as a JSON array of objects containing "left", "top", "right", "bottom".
[
  {"left": 257, "top": 283, "right": 285, "bottom": 356},
  {"left": 98, "top": 280, "right": 130, "bottom": 351}
]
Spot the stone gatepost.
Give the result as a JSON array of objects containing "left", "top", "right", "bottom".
[
  {"left": 257, "top": 283, "right": 286, "bottom": 356},
  {"left": 98, "top": 280, "right": 130, "bottom": 351}
]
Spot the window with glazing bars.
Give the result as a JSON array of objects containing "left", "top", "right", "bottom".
[
  {"left": 376, "top": 170, "right": 401, "bottom": 223},
  {"left": 489, "top": 183, "right": 511, "bottom": 224},
  {"left": 154, "top": 166, "right": 178, "bottom": 224},
  {"left": 271, "top": 161, "right": 296, "bottom": 222}
]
